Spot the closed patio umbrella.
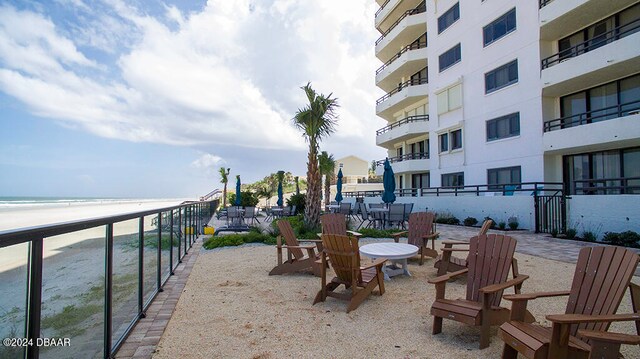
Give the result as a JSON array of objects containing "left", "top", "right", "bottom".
[
  {"left": 234, "top": 175, "right": 242, "bottom": 206},
  {"left": 277, "top": 176, "right": 284, "bottom": 207},
  {"left": 382, "top": 159, "right": 396, "bottom": 204},
  {"left": 335, "top": 168, "right": 343, "bottom": 203}
]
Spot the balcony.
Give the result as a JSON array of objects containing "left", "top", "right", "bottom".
[
  {"left": 541, "top": 29, "right": 640, "bottom": 97},
  {"left": 376, "top": 0, "right": 424, "bottom": 34},
  {"left": 376, "top": 115, "right": 429, "bottom": 147},
  {"left": 542, "top": 105, "right": 640, "bottom": 154},
  {"left": 376, "top": 77, "right": 428, "bottom": 120},
  {"left": 540, "top": 0, "right": 637, "bottom": 41},
  {"left": 375, "top": 6, "right": 427, "bottom": 63},
  {"left": 375, "top": 153, "right": 430, "bottom": 174},
  {"left": 376, "top": 40, "right": 428, "bottom": 92}
]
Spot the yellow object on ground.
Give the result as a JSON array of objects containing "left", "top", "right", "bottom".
[
  {"left": 185, "top": 227, "right": 194, "bottom": 235},
  {"left": 204, "top": 226, "right": 215, "bottom": 235}
]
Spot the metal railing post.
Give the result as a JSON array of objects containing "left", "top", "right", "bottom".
[
  {"left": 157, "top": 212, "right": 162, "bottom": 292},
  {"left": 25, "top": 238, "right": 43, "bottom": 359},
  {"left": 169, "top": 210, "right": 174, "bottom": 274},
  {"left": 178, "top": 209, "right": 183, "bottom": 263},
  {"left": 104, "top": 223, "right": 114, "bottom": 359},
  {"left": 138, "top": 217, "right": 145, "bottom": 318}
]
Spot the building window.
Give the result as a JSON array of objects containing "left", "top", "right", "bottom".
[
  {"left": 485, "top": 59, "right": 518, "bottom": 94},
  {"left": 488, "top": 166, "right": 521, "bottom": 190},
  {"left": 412, "top": 173, "right": 430, "bottom": 189},
  {"left": 436, "top": 83, "right": 462, "bottom": 115},
  {"left": 442, "top": 172, "right": 464, "bottom": 188},
  {"left": 483, "top": 8, "right": 516, "bottom": 47},
  {"left": 439, "top": 133, "right": 448, "bottom": 153},
  {"left": 451, "top": 129, "right": 462, "bottom": 150},
  {"left": 487, "top": 112, "right": 520, "bottom": 141},
  {"left": 439, "top": 43, "right": 461, "bottom": 72},
  {"left": 438, "top": 2, "right": 460, "bottom": 34},
  {"left": 556, "top": 73, "right": 640, "bottom": 130},
  {"left": 411, "top": 67, "right": 428, "bottom": 84},
  {"left": 439, "top": 128, "right": 463, "bottom": 152},
  {"left": 564, "top": 147, "right": 640, "bottom": 195}
]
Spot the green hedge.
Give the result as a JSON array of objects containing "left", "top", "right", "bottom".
[{"left": 203, "top": 230, "right": 276, "bottom": 250}]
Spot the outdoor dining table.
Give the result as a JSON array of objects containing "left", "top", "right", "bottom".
[
  {"left": 368, "top": 207, "right": 389, "bottom": 229},
  {"left": 359, "top": 242, "right": 418, "bottom": 280},
  {"left": 270, "top": 207, "right": 284, "bottom": 220},
  {"left": 326, "top": 204, "right": 340, "bottom": 213}
]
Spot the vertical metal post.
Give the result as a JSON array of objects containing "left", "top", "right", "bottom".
[
  {"left": 533, "top": 187, "right": 540, "bottom": 233},
  {"left": 189, "top": 205, "right": 194, "bottom": 248},
  {"left": 157, "top": 212, "right": 163, "bottom": 292},
  {"left": 178, "top": 208, "right": 183, "bottom": 263},
  {"left": 183, "top": 207, "right": 187, "bottom": 255},
  {"left": 169, "top": 210, "right": 174, "bottom": 274},
  {"left": 104, "top": 224, "right": 114, "bottom": 359},
  {"left": 25, "top": 238, "right": 43, "bottom": 359},
  {"left": 138, "top": 217, "right": 145, "bottom": 318}
]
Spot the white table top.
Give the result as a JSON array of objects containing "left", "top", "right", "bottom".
[
  {"left": 271, "top": 208, "right": 284, "bottom": 212},
  {"left": 360, "top": 243, "right": 418, "bottom": 259},
  {"left": 368, "top": 207, "right": 389, "bottom": 212}
]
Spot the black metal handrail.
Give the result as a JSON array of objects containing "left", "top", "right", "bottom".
[
  {"left": 343, "top": 182, "right": 564, "bottom": 198},
  {"left": 376, "top": 76, "right": 428, "bottom": 105},
  {"left": 375, "top": 40, "right": 427, "bottom": 75},
  {"left": 375, "top": 152, "right": 429, "bottom": 166},
  {"left": 543, "top": 99, "right": 640, "bottom": 132},
  {"left": 375, "top": 0, "right": 392, "bottom": 18},
  {"left": 0, "top": 199, "right": 218, "bottom": 358},
  {"left": 541, "top": 18, "right": 640, "bottom": 69},
  {"left": 572, "top": 176, "right": 640, "bottom": 195},
  {"left": 376, "top": 114, "right": 429, "bottom": 136},
  {"left": 375, "top": 4, "right": 426, "bottom": 46},
  {"left": 539, "top": 0, "right": 554, "bottom": 9}
]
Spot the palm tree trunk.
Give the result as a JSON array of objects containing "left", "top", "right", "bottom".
[
  {"left": 304, "top": 142, "right": 321, "bottom": 228},
  {"left": 324, "top": 175, "right": 331, "bottom": 207},
  {"left": 222, "top": 183, "right": 228, "bottom": 207}
]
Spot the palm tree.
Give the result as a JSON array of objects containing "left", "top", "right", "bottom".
[
  {"left": 219, "top": 167, "right": 230, "bottom": 207},
  {"left": 292, "top": 83, "right": 338, "bottom": 228},
  {"left": 318, "top": 151, "right": 336, "bottom": 207}
]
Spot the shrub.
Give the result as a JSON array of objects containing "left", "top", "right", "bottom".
[
  {"left": 202, "top": 231, "right": 276, "bottom": 249},
  {"left": 498, "top": 222, "right": 506, "bottom": 230},
  {"left": 228, "top": 191, "right": 260, "bottom": 207},
  {"left": 508, "top": 221, "right": 519, "bottom": 230},
  {"left": 357, "top": 228, "right": 399, "bottom": 238},
  {"left": 286, "top": 193, "right": 306, "bottom": 214},
  {"left": 582, "top": 231, "right": 597, "bottom": 242},
  {"left": 270, "top": 215, "right": 319, "bottom": 239},
  {"left": 565, "top": 228, "right": 577, "bottom": 240},
  {"left": 436, "top": 212, "right": 460, "bottom": 225},
  {"left": 602, "top": 231, "right": 640, "bottom": 248},
  {"left": 463, "top": 217, "right": 478, "bottom": 227},
  {"left": 550, "top": 228, "right": 559, "bottom": 238}
]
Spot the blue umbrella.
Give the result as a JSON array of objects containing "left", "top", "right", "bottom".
[
  {"left": 277, "top": 177, "right": 283, "bottom": 207},
  {"left": 335, "top": 168, "right": 343, "bottom": 203},
  {"left": 234, "top": 175, "right": 241, "bottom": 206},
  {"left": 381, "top": 159, "right": 396, "bottom": 204}
]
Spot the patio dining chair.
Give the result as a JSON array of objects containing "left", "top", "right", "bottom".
[
  {"left": 368, "top": 203, "right": 386, "bottom": 229},
  {"left": 356, "top": 202, "right": 373, "bottom": 229},
  {"left": 338, "top": 203, "right": 353, "bottom": 220},
  {"left": 227, "top": 206, "right": 243, "bottom": 226},
  {"left": 403, "top": 203, "right": 413, "bottom": 227},
  {"left": 243, "top": 206, "right": 259, "bottom": 224},
  {"left": 387, "top": 203, "right": 405, "bottom": 229}
]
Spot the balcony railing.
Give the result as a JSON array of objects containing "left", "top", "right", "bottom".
[
  {"left": 375, "top": 40, "right": 427, "bottom": 75},
  {"left": 543, "top": 99, "right": 640, "bottom": 132},
  {"left": 375, "top": 4, "right": 426, "bottom": 46},
  {"left": 541, "top": 18, "right": 640, "bottom": 69},
  {"left": 343, "top": 182, "right": 564, "bottom": 197},
  {"left": 375, "top": 0, "right": 392, "bottom": 18},
  {"left": 375, "top": 152, "right": 429, "bottom": 166},
  {"left": 376, "top": 76, "right": 428, "bottom": 105},
  {"left": 376, "top": 114, "right": 429, "bottom": 136},
  {"left": 0, "top": 200, "right": 218, "bottom": 358},
  {"left": 539, "top": 0, "right": 554, "bottom": 9},
  {"left": 572, "top": 176, "right": 640, "bottom": 195}
]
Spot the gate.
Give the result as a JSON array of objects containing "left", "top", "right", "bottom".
[{"left": 534, "top": 188, "right": 566, "bottom": 233}]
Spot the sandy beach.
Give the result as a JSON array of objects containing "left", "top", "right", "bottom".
[{"left": 153, "top": 235, "right": 640, "bottom": 359}]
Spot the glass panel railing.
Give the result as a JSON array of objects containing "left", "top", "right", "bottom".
[
  {"left": 172, "top": 210, "right": 181, "bottom": 271},
  {"left": 111, "top": 219, "right": 140, "bottom": 347},
  {"left": 40, "top": 227, "right": 105, "bottom": 359},
  {"left": 160, "top": 210, "right": 172, "bottom": 283},
  {"left": 142, "top": 215, "right": 157, "bottom": 305},
  {"left": 0, "top": 242, "right": 29, "bottom": 359}
]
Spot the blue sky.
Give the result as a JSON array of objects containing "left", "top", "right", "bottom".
[{"left": 0, "top": 0, "right": 386, "bottom": 198}]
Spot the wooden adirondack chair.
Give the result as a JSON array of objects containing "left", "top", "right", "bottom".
[
  {"left": 319, "top": 213, "right": 362, "bottom": 240},
  {"left": 429, "top": 234, "right": 531, "bottom": 349},
  {"left": 391, "top": 212, "right": 439, "bottom": 265},
  {"left": 313, "top": 233, "right": 387, "bottom": 313},
  {"left": 269, "top": 220, "right": 324, "bottom": 277},
  {"left": 499, "top": 246, "right": 640, "bottom": 359},
  {"left": 434, "top": 219, "right": 493, "bottom": 275}
]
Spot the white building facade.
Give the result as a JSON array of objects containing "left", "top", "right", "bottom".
[{"left": 372, "top": 0, "right": 640, "bottom": 233}]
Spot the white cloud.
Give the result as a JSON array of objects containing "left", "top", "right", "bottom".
[
  {"left": 0, "top": 0, "right": 387, "bottom": 162},
  {"left": 191, "top": 153, "right": 225, "bottom": 169}
]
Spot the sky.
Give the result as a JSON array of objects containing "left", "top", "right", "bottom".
[{"left": 0, "top": 0, "right": 387, "bottom": 198}]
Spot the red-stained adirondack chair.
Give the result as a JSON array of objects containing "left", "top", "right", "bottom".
[
  {"left": 268, "top": 220, "right": 324, "bottom": 277},
  {"left": 429, "top": 234, "right": 531, "bottom": 349},
  {"left": 392, "top": 212, "right": 439, "bottom": 265},
  {"left": 434, "top": 219, "right": 493, "bottom": 275},
  {"left": 313, "top": 233, "right": 386, "bottom": 312},
  {"left": 499, "top": 246, "right": 640, "bottom": 359}
]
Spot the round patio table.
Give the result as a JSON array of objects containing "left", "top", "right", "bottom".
[{"left": 359, "top": 242, "right": 418, "bottom": 280}]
